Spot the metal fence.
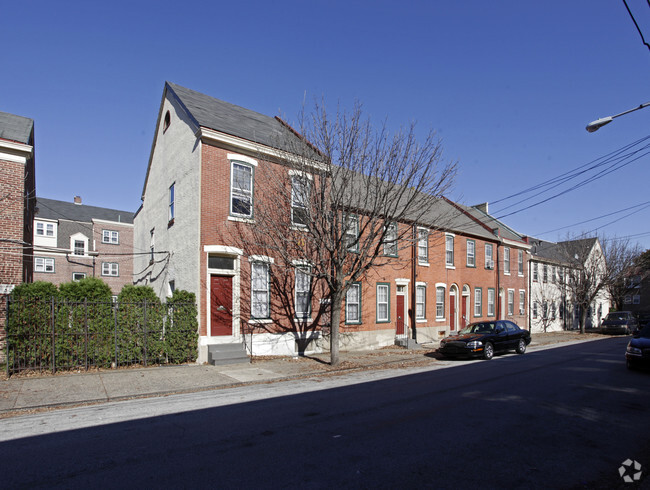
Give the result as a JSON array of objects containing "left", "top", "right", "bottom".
[{"left": 4, "top": 297, "right": 198, "bottom": 376}]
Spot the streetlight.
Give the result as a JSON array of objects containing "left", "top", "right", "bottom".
[{"left": 586, "top": 102, "right": 650, "bottom": 132}]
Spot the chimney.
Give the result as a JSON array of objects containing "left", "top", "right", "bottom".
[{"left": 74, "top": 196, "right": 82, "bottom": 205}]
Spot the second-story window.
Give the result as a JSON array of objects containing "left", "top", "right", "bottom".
[
  {"left": 231, "top": 163, "right": 253, "bottom": 218},
  {"left": 504, "top": 247, "right": 510, "bottom": 274},
  {"left": 466, "top": 239, "right": 475, "bottom": 267},
  {"left": 291, "top": 175, "right": 311, "bottom": 226},
  {"left": 518, "top": 249, "right": 524, "bottom": 275},
  {"left": 36, "top": 222, "right": 55, "bottom": 237},
  {"left": 345, "top": 214, "right": 359, "bottom": 252},
  {"left": 169, "top": 183, "right": 175, "bottom": 222},
  {"left": 485, "top": 243, "right": 494, "bottom": 269},
  {"left": 418, "top": 228, "right": 428, "bottom": 263},
  {"left": 533, "top": 263, "right": 538, "bottom": 281},
  {"left": 445, "top": 235, "right": 454, "bottom": 267},
  {"left": 383, "top": 222, "right": 398, "bottom": 256}
]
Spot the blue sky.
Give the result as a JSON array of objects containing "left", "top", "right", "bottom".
[{"left": 3, "top": 1, "right": 650, "bottom": 250}]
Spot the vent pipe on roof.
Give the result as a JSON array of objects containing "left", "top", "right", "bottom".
[{"left": 74, "top": 196, "right": 82, "bottom": 205}]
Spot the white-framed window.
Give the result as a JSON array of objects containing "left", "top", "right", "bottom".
[
  {"left": 345, "top": 214, "right": 359, "bottom": 253},
  {"left": 552, "top": 266, "right": 557, "bottom": 283},
  {"left": 169, "top": 182, "right": 175, "bottom": 222},
  {"left": 485, "top": 243, "right": 494, "bottom": 269},
  {"left": 533, "top": 301, "right": 538, "bottom": 319},
  {"left": 376, "top": 283, "right": 390, "bottom": 322},
  {"left": 519, "top": 290, "right": 525, "bottom": 315},
  {"left": 474, "top": 288, "right": 482, "bottom": 317},
  {"left": 291, "top": 175, "right": 311, "bottom": 226},
  {"left": 550, "top": 302, "right": 556, "bottom": 320},
  {"left": 383, "top": 222, "right": 398, "bottom": 256},
  {"left": 74, "top": 240, "right": 85, "bottom": 256},
  {"left": 487, "top": 288, "right": 495, "bottom": 317},
  {"left": 542, "top": 301, "right": 548, "bottom": 320},
  {"left": 34, "top": 257, "right": 54, "bottom": 273},
  {"left": 72, "top": 272, "right": 86, "bottom": 281},
  {"left": 36, "top": 222, "right": 55, "bottom": 237},
  {"left": 251, "top": 262, "right": 270, "bottom": 319},
  {"left": 533, "top": 262, "right": 538, "bottom": 282},
  {"left": 518, "top": 250, "right": 524, "bottom": 275},
  {"left": 231, "top": 162, "right": 253, "bottom": 218},
  {"left": 543, "top": 264, "right": 548, "bottom": 283},
  {"left": 504, "top": 247, "right": 511, "bottom": 274},
  {"left": 466, "top": 239, "right": 475, "bottom": 267},
  {"left": 102, "top": 262, "right": 119, "bottom": 276},
  {"left": 445, "top": 235, "right": 454, "bottom": 267},
  {"left": 102, "top": 230, "right": 119, "bottom": 244},
  {"left": 436, "top": 286, "right": 445, "bottom": 319},
  {"left": 507, "top": 289, "right": 514, "bottom": 316},
  {"left": 418, "top": 228, "right": 429, "bottom": 264},
  {"left": 295, "top": 265, "right": 311, "bottom": 319},
  {"left": 416, "top": 285, "right": 426, "bottom": 320},
  {"left": 346, "top": 282, "right": 361, "bottom": 324}
]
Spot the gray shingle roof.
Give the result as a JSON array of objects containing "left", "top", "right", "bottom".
[
  {"left": 167, "top": 82, "right": 313, "bottom": 155},
  {"left": 35, "top": 197, "right": 134, "bottom": 224},
  {"left": 530, "top": 237, "right": 598, "bottom": 265},
  {"left": 0, "top": 111, "right": 34, "bottom": 145},
  {"left": 456, "top": 202, "right": 526, "bottom": 244}
]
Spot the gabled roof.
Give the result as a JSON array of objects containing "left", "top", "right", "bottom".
[
  {"left": 529, "top": 237, "right": 598, "bottom": 265},
  {"left": 456, "top": 202, "right": 528, "bottom": 246},
  {"left": 0, "top": 111, "right": 34, "bottom": 145},
  {"left": 167, "top": 82, "right": 312, "bottom": 154},
  {"left": 35, "top": 197, "right": 134, "bottom": 224}
]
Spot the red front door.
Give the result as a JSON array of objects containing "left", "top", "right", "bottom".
[
  {"left": 396, "top": 295, "right": 405, "bottom": 335},
  {"left": 449, "top": 295, "right": 456, "bottom": 332},
  {"left": 211, "top": 275, "right": 233, "bottom": 336},
  {"left": 461, "top": 295, "right": 467, "bottom": 329}
]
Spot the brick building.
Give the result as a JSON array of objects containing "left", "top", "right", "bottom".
[
  {"left": 0, "top": 111, "right": 36, "bottom": 292},
  {"left": 33, "top": 197, "right": 134, "bottom": 295},
  {"left": 134, "top": 82, "right": 516, "bottom": 362}
]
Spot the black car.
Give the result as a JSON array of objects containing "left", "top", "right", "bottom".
[
  {"left": 626, "top": 324, "right": 650, "bottom": 370},
  {"left": 601, "top": 311, "right": 638, "bottom": 335},
  {"left": 438, "top": 320, "right": 531, "bottom": 360}
]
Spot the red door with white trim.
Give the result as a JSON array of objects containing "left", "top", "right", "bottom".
[
  {"left": 211, "top": 275, "right": 233, "bottom": 336},
  {"left": 461, "top": 295, "right": 467, "bottom": 330},
  {"left": 396, "top": 295, "right": 405, "bottom": 335}
]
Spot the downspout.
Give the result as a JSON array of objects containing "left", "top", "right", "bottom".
[
  {"left": 496, "top": 243, "right": 501, "bottom": 319},
  {"left": 410, "top": 224, "right": 417, "bottom": 343}
]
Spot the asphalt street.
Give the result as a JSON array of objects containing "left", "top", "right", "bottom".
[{"left": 1, "top": 336, "right": 648, "bottom": 489}]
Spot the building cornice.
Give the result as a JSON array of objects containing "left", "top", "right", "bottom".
[{"left": 0, "top": 140, "right": 33, "bottom": 164}]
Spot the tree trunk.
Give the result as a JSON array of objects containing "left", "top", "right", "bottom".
[
  {"left": 580, "top": 308, "right": 588, "bottom": 334},
  {"left": 329, "top": 291, "right": 342, "bottom": 366}
]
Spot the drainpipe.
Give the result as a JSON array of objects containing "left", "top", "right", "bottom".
[{"left": 495, "top": 241, "right": 501, "bottom": 319}]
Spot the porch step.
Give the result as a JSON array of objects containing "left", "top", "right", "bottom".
[
  {"left": 207, "top": 343, "right": 249, "bottom": 366},
  {"left": 395, "top": 337, "right": 423, "bottom": 350}
]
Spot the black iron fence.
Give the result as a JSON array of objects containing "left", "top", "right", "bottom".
[{"left": 4, "top": 297, "right": 198, "bottom": 376}]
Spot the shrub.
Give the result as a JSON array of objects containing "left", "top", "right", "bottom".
[
  {"left": 116, "top": 285, "right": 164, "bottom": 365},
  {"left": 166, "top": 290, "right": 199, "bottom": 363}
]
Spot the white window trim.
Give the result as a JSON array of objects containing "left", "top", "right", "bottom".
[
  {"left": 227, "top": 153, "right": 258, "bottom": 167},
  {"left": 416, "top": 281, "right": 427, "bottom": 322},
  {"left": 230, "top": 161, "right": 254, "bottom": 219},
  {"left": 503, "top": 247, "right": 511, "bottom": 275},
  {"left": 445, "top": 233, "right": 455, "bottom": 269},
  {"left": 101, "top": 262, "right": 119, "bottom": 277},
  {"left": 507, "top": 288, "right": 515, "bottom": 316},
  {"left": 70, "top": 233, "right": 89, "bottom": 257},
  {"left": 376, "top": 283, "right": 390, "bottom": 323},
  {"left": 346, "top": 282, "right": 362, "bottom": 324},
  {"left": 417, "top": 227, "right": 429, "bottom": 265},
  {"left": 519, "top": 289, "right": 526, "bottom": 315},
  {"left": 435, "top": 282, "right": 446, "bottom": 321}
]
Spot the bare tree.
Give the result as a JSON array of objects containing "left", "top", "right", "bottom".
[
  {"left": 230, "top": 101, "right": 456, "bottom": 365},
  {"left": 531, "top": 271, "right": 564, "bottom": 332},
  {"left": 601, "top": 237, "right": 642, "bottom": 311}
]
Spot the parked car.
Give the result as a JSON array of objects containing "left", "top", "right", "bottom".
[
  {"left": 601, "top": 311, "right": 638, "bottom": 335},
  {"left": 625, "top": 324, "right": 650, "bottom": 370},
  {"left": 438, "top": 320, "right": 531, "bottom": 360}
]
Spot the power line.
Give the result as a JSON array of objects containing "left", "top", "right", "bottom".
[{"left": 623, "top": 0, "right": 650, "bottom": 53}]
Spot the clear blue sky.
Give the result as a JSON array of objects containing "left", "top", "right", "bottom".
[{"left": 3, "top": 0, "right": 650, "bottom": 250}]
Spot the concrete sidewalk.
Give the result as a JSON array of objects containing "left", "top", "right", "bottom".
[{"left": 0, "top": 331, "right": 605, "bottom": 417}]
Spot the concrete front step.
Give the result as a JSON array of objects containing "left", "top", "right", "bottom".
[{"left": 207, "top": 343, "right": 249, "bottom": 365}]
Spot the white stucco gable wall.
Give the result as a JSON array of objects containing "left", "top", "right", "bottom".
[{"left": 134, "top": 91, "right": 201, "bottom": 302}]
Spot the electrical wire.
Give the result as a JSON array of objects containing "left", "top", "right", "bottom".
[{"left": 623, "top": 0, "right": 650, "bottom": 52}]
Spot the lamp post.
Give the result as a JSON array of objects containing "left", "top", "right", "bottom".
[{"left": 586, "top": 102, "right": 650, "bottom": 132}]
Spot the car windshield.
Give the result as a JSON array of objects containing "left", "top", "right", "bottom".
[
  {"left": 460, "top": 322, "right": 495, "bottom": 334},
  {"left": 605, "top": 313, "right": 629, "bottom": 321}
]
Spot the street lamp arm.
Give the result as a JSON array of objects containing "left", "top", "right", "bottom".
[{"left": 586, "top": 102, "right": 650, "bottom": 132}]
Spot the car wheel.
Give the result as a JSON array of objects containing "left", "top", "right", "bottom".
[
  {"left": 483, "top": 342, "right": 494, "bottom": 360},
  {"left": 515, "top": 338, "right": 527, "bottom": 354}
]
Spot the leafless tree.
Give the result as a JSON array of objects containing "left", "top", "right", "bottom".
[
  {"left": 231, "top": 101, "right": 456, "bottom": 365},
  {"left": 531, "top": 272, "right": 564, "bottom": 332},
  {"left": 601, "top": 237, "right": 642, "bottom": 311}
]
